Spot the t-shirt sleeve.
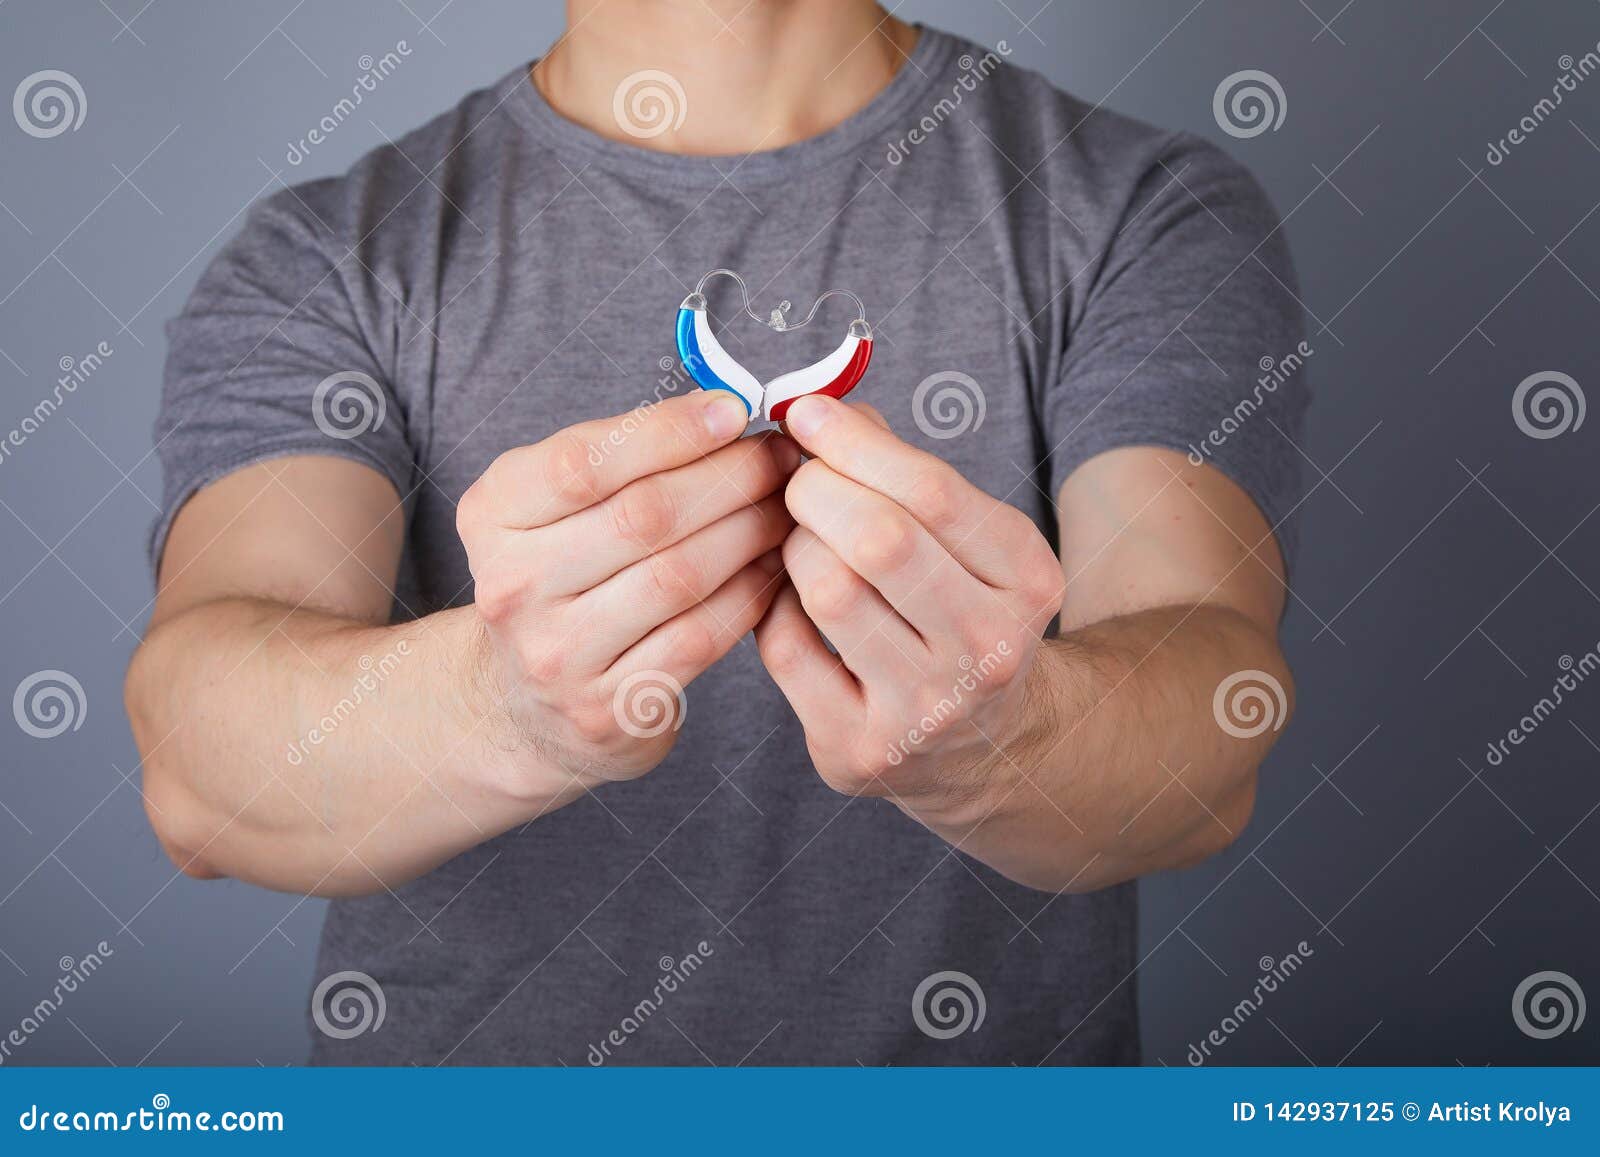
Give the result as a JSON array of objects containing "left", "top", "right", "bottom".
[
  {"left": 149, "top": 188, "right": 415, "bottom": 577},
  {"left": 1044, "top": 132, "right": 1310, "bottom": 571}
]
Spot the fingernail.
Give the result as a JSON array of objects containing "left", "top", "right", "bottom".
[
  {"left": 704, "top": 392, "right": 749, "bottom": 440},
  {"left": 785, "top": 395, "right": 832, "bottom": 439},
  {"left": 768, "top": 434, "right": 802, "bottom": 474}
]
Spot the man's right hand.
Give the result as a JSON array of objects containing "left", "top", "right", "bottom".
[
  {"left": 129, "top": 389, "right": 794, "bottom": 894},
  {"left": 456, "top": 390, "right": 798, "bottom": 786}
]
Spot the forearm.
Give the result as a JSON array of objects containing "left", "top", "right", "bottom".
[
  {"left": 127, "top": 598, "right": 584, "bottom": 896},
  {"left": 900, "top": 603, "right": 1290, "bottom": 893}
]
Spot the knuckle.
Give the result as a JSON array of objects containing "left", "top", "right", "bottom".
[
  {"left": 644, "top": 550, "right": 700, "bottom": 606},
  {"left": 1021, "top": 555, "right": 1067, "bottom": 612},
  {"left": 957, "top": 618, "right": 1004, "bottom": 665},
  {"left": 806, "top": 566, "right": 861, "bottom": 621},
  {"left": 455, "top": 480, "right": 485, "bottom": 539},
  {"left": 566, "top": 697, "right": 618, "bottom": 746},
  {"left": 907, "top": 468, "right": 960, "bottom": 531},
  {"left": 543, "top": 434, "right": 604, "bottom": 507},
  {"left": 519, "top": 642, "right": 566, "bottom": 687},
  {"left": 669, "top": 620, "right": 719, "bottom": 673},
  {"left": 980, "top": 643, "right": 1025, "bottom": 689},
  {"left": 473, "top": 568, "right": 522, "bottom": 623},
  {"left": 854, "top": 513, "right": 916, "bottom": 573},
  {"left": 761, "top": 631, "right": 807, "bottom": 676},
  {"left": 611, "top": 482, "right": 676, "bottom": 545}
]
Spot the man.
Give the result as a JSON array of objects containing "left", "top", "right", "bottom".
[{"left": 127, "top": 0, "right": 1305, "bottom": 1065}]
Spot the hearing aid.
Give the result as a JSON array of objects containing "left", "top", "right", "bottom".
[{"left": 675, "top": 268, "right": 873, "bottom": 423}]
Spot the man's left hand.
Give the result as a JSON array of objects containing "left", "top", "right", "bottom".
[{"left": 754, "top": 394, "right": 1065, "bottom": 819}]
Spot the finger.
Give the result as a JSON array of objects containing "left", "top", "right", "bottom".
[
  {"left": 784, "top": 459, "right": 986, "bottom": 636},
  {"left": 576, "top": 493, "right": 793, "bottom": 662},
  {"left": 541, "top": 432, "right": 801, "bottom": 594},
  {"left": 473, "top": 390, "right": 751, "bottom": 529},
  {"left": 755, "top": 580, "right": 861, "bottom": 722},
  {"left": 848, "top": 401, "right": 891, "bottom": 430},
  {"left": 614, "top": 548, "right": 787, "bottom": 687},
  {"left": 782, "top": 526, "right": 928, "bottom": 689},
  {"left": 782, "top": 394, "right": 1037, "bottom": 587}
]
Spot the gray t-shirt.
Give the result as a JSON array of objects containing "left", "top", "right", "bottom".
[{"left": 154, "top": 27, "right": 1306, "bottom": 1065}]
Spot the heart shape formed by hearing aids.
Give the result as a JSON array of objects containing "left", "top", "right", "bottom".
[{"left": 676, "top": 269, "right": 873, "bottom": 423}]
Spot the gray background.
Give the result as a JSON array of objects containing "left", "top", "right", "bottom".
[{"left": 1, "top": 0, "right": 1596, "bottom": 1066}]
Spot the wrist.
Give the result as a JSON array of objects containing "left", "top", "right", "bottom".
[
  {"left": 451, "top": 610, "right": 602, "bottom": 808},
  {"left": 896, "top": 643, "right": 1076, "bottom": 832}
]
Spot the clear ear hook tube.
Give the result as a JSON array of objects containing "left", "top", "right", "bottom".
[{"left": 676, "top": 268, "right": 874, "bottom": 422}]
